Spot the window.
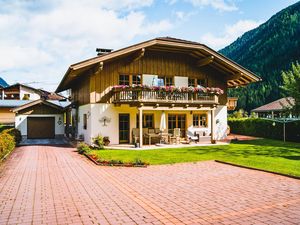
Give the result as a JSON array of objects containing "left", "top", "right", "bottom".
[
  {"left": 22, "top": 94, "right": 30, "bottom": 100},
  {"left": 197, "top": 79, "right": 206, "bottom": 87},
  {"left": 119, "top": 74, "right": 129, "bottom": 85},
  {"left": 193, "top": 114, "right": 207, "bottom": 127},
  {"left": 157, "top": 77, "right": 165, "bottom": 86},
  {"left": 168, "top": 114, "right": 186, "bottom": 137},
  {"left": 188, "top": 78, "right": 196, "bottom": 87},
  {"left": 132, "top": 74, "right": 141, "bottom": 85},
  {"left": 83, "top": 114, "right": 87, "bottom": 130},
  {"left": 166, "top": 77, "right": 173, "bottom": 86},
  {"left": 136, "top": 114, "right": 154, "bottom": 128}
]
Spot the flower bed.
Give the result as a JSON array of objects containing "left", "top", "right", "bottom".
[
  {"left": 113, "top": 84, "right": 224, "bottom": 95},
  {"left": 78, "top": 142, "right": 148, "bottom": 167}
]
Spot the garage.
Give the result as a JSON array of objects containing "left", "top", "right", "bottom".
[
  {"left": 13, "top": 99, "right": 70, "bottom": 140},
  {"left": 27, "top": 117, "right": 55, "bottom": 139}
]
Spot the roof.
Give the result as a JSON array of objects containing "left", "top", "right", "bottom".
[
  {"left": 0, "top": 77, "right": 9, "bottom": 88},
  {"left": 38, "top": 89, "right": 66, "bottom": 100},
  {"left": 56, "top": 37, "right": 261, "bottom": 92},
  {"left": 12, "top": 99, "right": 71, "bottom": 113},
  {"left": 0, "top": 100, "right": 33, "bottom": 108},
  {"left": 251, "top": 97, "right": 295, "bottom": 112}
]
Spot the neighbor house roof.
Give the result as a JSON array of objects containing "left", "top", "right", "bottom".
[
  {"left": 0, "top": 100, "right": 33, "bottom": 108},
  {"left": 0, "top": 77, "right": 9, "bottom": 88},
  {"left": 12, "top": 99, "right": 71, "bottom": 113},
  {"left": 251, "top": 97, "right": 295, "bottom": 113},
  {"left": 56, "top": 37, "right": 261, "bottom": 92}
]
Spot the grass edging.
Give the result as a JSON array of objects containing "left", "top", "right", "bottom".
[
  {"left": 84, "top": 153, "right": 148, "bottom": 168},
  {"left": 215, "top": 160, "right": 300, "bottom": 180}
]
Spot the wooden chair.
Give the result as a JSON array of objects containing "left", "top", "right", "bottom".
[
  {"left": 132, "top": 128, "right": 140, "bottom": 144},
  {"left": 170, "top": 128, "right": 180, "bottom": 144}
]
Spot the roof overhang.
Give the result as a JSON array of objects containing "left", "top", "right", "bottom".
[
  {"left": 12, "top": 99, "right": 67, "bottom": 113},
  {"left": 56, "top": 38, "right": 261, "bottom": 92}
]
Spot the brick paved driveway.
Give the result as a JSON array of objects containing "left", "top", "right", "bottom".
[{"left": 0, "top": 146, "right": 300, "bottom": 225}]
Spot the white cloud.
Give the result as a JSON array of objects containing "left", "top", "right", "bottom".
[
  {"left": 186, "top": 0, "right": 237, "bottom": 12},
  {"left": 200, "top": 20, "right": 262, "bottom": 50},
  {"left": 0, "top": 0, "right": 172, "bottom": 91}
]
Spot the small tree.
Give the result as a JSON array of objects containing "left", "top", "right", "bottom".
[{"left": 281, "top": 62, "right": 300, "bottom": 116}]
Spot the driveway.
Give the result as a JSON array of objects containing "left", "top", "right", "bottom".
[{"left": 0, "top": 146, "right": 299, "bottom": 225}]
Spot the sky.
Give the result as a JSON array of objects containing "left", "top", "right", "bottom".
[{"left": 0, "top": 0, "right": 298, "bottom": 92}]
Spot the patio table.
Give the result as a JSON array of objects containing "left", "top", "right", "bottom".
[{"left": 144, "top": 133, "right": 161, "bottom": 145}]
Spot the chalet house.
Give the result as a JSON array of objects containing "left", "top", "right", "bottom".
[{"left": 56, "top": 37, "right": 260, "bottom": 147}]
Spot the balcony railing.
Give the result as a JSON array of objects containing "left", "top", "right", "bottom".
[{"left": 112, "top": 88, "right": 219, "bottom": 105}]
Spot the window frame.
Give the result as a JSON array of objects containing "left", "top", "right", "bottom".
[
  {"left": 136, "top": 113, "right": 155, "bottom": 128},
  {"left": 119, "top": 74, "right": 130, "bottom": 85},
  {"left": 83, "top": 114, "right": 87, "bottom": 130},
  {"left": 192, "top": 113, "right": 208, "bottom": 128}
]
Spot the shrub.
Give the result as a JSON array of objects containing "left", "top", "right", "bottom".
[
  {"left": 93, "top": 135, "right": 104, "bottom": 149},
  {"left": 0, "top": 132, "right": 15, "bottom": 161},
  {"left": 2, "top": 128, "right": 22, "bottom": 145},
  {"left": 228, "top": 118, "right": 300, "bottom": 142},
  {"left": 77, "top": 142, "right": 91, "bottom": 154},
  {"left": 133, "top": 158, "right": 147, "bottom": 166}
]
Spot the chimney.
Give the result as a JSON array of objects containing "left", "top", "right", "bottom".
[{"left": 96, "top": 48, "right": 113, "bottom": 56}]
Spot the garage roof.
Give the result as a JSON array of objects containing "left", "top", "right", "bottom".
[
  {"left": 0, "top": 100, "right": 33, "bottom": 108},
  {"left": 12, "top": 99, "right": 71, "bottom": 113}
]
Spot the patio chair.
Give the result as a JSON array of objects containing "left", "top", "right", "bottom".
[
  {"left": 187, "top": 130, "right": 199, "bottom": 143},
  {"left": 170, "top": 128, "right": 180, "bottom": 144},
  {"left": 132, "top": 128, "right": 140, "bottom": 144}
]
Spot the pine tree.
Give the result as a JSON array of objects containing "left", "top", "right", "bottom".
[{"left": 281, "top": 62, "right": 300, "bottom": 116}]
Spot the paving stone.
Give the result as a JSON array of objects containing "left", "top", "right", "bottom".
[{"left": 0, "top": 145, "right": 299, "bottom": 224}]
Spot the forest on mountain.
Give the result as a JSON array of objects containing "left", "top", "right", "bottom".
[{"left": 219, "top": 1, "right": 300, "bottom": 111}]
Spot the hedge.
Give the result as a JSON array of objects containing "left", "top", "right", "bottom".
[
  {"left": 228, "top": 118, "right": 300, "bottom": 142},
  {"left": 0, "top": 128, "right": 21, "bottom": 161}
]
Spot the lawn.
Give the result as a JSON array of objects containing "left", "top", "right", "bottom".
[{"left": 90, "top": 139, "right": 300, "bottom": 177}]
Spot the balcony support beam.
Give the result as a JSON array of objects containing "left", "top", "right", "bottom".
[
  {"left": 211, "top": 108, "right": 216, "bottom": 144},
  {"left": 139, "top": 108, "right": 143, "bottom": 148}
]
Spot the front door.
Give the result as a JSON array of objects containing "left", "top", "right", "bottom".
[
  {"left": 119, "top": 114, "right": 130, "bottom": 143},
  {"left": 168, "top": 114, "right": 186, "bottom": 137}
]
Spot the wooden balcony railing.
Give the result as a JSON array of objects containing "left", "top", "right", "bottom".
[{"left": 112, "top": 88, "right": 219, "bottom": 105}]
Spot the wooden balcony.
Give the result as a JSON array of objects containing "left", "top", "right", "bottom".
[{"left": 111, "top": 88, "right": 219, "bottom": 106}]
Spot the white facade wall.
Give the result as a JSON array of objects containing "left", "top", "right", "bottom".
[
  {"left": 20, "top": 86, "right": 40, "bottom": 100},
  {"left": 215, "top": 105, "right": 228, "bottom": 140},
  {"left": 15, "top": 114, "right": 65, "bottom": 136},
  {"left": 78, "top": 103, "right": 228, "bottom": 145}
]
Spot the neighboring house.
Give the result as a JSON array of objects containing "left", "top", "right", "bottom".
[
  {"left": 56, "top": 37, "right": 260, "bottom": 146},
  {"left": 0, "top": 83, "right": 64, "bottom": 101},
  {"left": 251, "top": 97, "right": 296, "bottom": 118},
  {"left": 13, "top": 99, "right": 70, "bottom": 139},
  {"left": 0, "top": 100, "right": 33, "bottom": 125},
  {"left": 0, "top": 83, "right": 67, "bottom": 131}
]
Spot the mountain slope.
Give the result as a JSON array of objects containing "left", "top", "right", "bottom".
[{"left": 219, "top": 1, "right": 300, "bottom": 111}]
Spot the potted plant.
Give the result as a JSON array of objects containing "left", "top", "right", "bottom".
[{"left": 103, "top": 136, "right": 110, "bottom": 146}]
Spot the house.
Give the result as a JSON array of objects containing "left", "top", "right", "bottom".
[
  {"left": 251, "top": 97, "right": 296, "bottom": 118},
  {"left": 0, "top": 83, "right": 66, "bottom": 130},
  {"left": 0, "top": 100, "right": 33, "bottom": 125},
  {"left": 0, "top": 83, "right": 63, "bottom": 100},
  {"left": 13, "top": 99, "right": 70, "bottom": 139},
  {"left": 56, "top": 37, "right": 260, "bottom": 146}
]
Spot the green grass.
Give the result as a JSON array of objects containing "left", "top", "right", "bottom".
[{"left": 90, "top": 139, "right": 300, "bottom": 177}]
